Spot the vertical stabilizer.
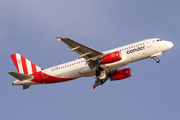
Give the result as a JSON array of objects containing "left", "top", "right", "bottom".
[{"left": 10, "top": 53, "right": 43, "bottom": 75}]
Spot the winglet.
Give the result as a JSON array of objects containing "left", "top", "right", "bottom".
[
  {"left": 92, "top": 85, "right": 96, "bottom": 89},
  {"left": 57, "top": 37, "right": 62, "bottom": 41}
]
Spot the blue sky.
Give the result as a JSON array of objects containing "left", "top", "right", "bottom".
[{"left": 1, "top": 0, "right": 180, "bottom": 120}]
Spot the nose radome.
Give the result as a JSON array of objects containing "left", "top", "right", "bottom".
[{"left": 168, "top": 41, "right": 173, "bottom": 49}]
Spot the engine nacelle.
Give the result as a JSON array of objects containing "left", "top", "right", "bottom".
[
  {"left": 110, "top": 68, "right": 132, "bottom": 81},
  {"left": 100, "top": 51, "right": 122, "bottom": 64}
]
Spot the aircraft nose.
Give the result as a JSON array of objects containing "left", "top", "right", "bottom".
[{"left": 167, "top": 41, "right": 173, "bottom": 49}]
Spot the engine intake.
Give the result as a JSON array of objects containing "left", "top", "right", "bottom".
[
  {"left": 100, "top": 51, "right": 122, "bottom": 64},
  {"left": 110, "top": 68, "right": 132, "bottom": 81}
]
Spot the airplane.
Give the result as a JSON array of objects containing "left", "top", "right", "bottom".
[{"left": 8, "top": 37, "right": 173, "bottom": 90}]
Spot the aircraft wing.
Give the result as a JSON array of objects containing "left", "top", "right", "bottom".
[{"left": 57, "top": 37, "right": 103, "bottom": 61}]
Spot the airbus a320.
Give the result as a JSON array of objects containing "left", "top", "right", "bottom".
[{"left": 9, "top": 37, "right": 173, "bottom": 89}]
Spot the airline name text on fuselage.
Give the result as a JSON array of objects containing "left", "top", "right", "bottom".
[{"left": 126, "top": 46, "right": 145, "bottom": 54}]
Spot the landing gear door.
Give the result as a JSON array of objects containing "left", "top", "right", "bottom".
[{"left": 146, "top": 40, "right": 152, "bottom": 48}]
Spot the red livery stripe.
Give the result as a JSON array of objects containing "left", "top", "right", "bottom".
[
  {"left": 10, "top": 53, "right": 43, "bottom": 75},
  {"left": 31, "top": 71, "right": 78, "bottom": 84},
  {"left": 10, "top": 54, "right": 19, "bottom": 73},
  {"left": 21, "top": 55, "right": 28, "bottom": 75}
]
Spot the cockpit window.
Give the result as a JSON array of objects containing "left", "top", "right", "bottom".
[{"left": 157, "top": 39, "right": 163, "bottom": 42}]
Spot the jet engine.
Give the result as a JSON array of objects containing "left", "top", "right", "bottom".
[
  {"left": 99, "top": 51, "right": 122, "bottom": 64},
  {"left": 110, "top": 68, "right": 132, "bottom": 81}
]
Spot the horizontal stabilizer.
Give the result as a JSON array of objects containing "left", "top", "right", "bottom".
[
  {"left": 23, "top": 85, "right": 31, "bottom": 90},
  {"left": 8, "top": 71, "right": 33, "bottom": 81}
]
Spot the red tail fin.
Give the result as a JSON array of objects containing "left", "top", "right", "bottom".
[{"left": 10, "top": 53, "right": 43, "bottom": 75}]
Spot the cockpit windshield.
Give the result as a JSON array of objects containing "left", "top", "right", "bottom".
[{"left": 157, "top": 39, "right": 163, "bottom": 42}]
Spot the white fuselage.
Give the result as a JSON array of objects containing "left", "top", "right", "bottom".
[{"left": 42, "top": 38, "right": 173, "bottom": 79}]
